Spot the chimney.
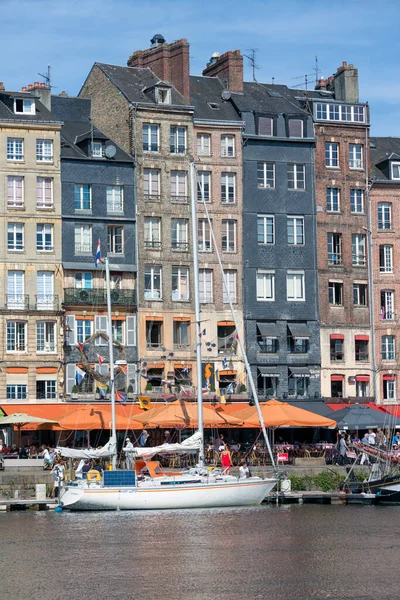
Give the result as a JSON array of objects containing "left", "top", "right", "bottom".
[
  {"left": 21, "top": 86, "right": 27, "bottom": 92},
  {"left": 0, "top": 82, "right": 5, "bottom": 91},
  {"left": 333, "top": 61, "right": 359, "bottom": 103},
  {"left": 127, "top": 35, "right": 191, "bottom": 103},
  {"left": 202, "top": 50, "right": 243, "bottom": 93},
  {"left": 31, "top": 83, "right": 52, "bottom": 110}
]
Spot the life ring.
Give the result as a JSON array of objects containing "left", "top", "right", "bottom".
[{"left": 87, "top": 469, "right": 101, "bottom": 482}]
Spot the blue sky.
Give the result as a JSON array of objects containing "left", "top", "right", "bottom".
[{"left": 2, "top": 0, "right": 399, "bottom": 135}]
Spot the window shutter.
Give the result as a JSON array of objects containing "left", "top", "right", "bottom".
[
  {"left": 127, "top": 363, "right": 138, "bottom": 393},
  {"left": 289, "top": 120, "right": 303, "bottom": 137},
  {"left": 126, "top": 316, "right": 136, "bottom": 346},
  {"left": 66, "top": 315, "right": 76, "bottom": 345},
  {"left": 287, "top": 275, "right": 294, "bottom": 299},
  {"left": 66, "top": 363, "right": 76, "bottom": 394},
  {"left": 259, "top": 117, "right": 273, "bottom": 136},
  {"left": 95, "top": 315, "right": 108, "bottom": 346}
]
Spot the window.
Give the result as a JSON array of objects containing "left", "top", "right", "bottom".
[
  {"left": 106, "top": 186, "right": 123, "bottom": 213},
  {"left": 223, "top": 270, "right": 237, "bottom": 303},
  {"left": 327, "top": 233, "right": 342, "bottom": 265},
  {"left": 257, "top": 327, "right": 278, "bottom": 354},
  {"left": 8, "top": 223, "right": 24, "bottom": 251},
  {"left": 331, "top": 377, "right": 343, "bottom": 398},
  {"left": 76, "top": 319, "right": 93, "bottom": 343},
  {"left": 221, "top": 135, "right": 235, "bottom": 157},
  {"left": 143, "top": 124, "right": 159, "bottom": 152},
  {"left": 287, "top": 271, "right": 305, "bottom": 301},
  {"left": 171, "top": 219, "right": 188, "bottom": 250},
  {"left": 36, "top": 177, "right": 53, "bottom": 208},
  {"left": 199, "top": 269, "right": 213, "bottom": 303},
  {"left": 6, "top": 321, "right": 26, "bottom": 352},
  {"left": 287, "top": 216, "right": 304, "bottom": 245},
  {"left": 170, "top": 126, "right": 187, "bottom": 154},
  {"left": 37, "top": 271, "right": 54, "bottom": 310},
  {"left": 14, "top": 98, "right": 35, "bottom": 114},
  {"left": 6, "top": 385, "right": 27, "bottom": 400},
  {"left": 7, "top": 271, "right": 24, "bottom": 309},
  {"left": 258, "top": 117, "right": 273, "bottom": 136},
  {"left": 112, "top": 320, "right": 124, "bottom": 344},
  {"left": 36, "top": 321, "right": 56, "bottom": 352},
  {"left": 383, "top": 378, "right": 396, "bottom": 401},
  {"left": 330, "top": 338, "right": 344, "bottom": 361},
  {"left": 221, "top": 173, "right": 236, "bottom": 203},
  {"left": 288, "top": 374, "right": 309, "bottom": 397},
  {"left": 356, "top": 379, "right": 369, "bottom": 398},
  {"left": 222, "top": 220, "right": 236, "bottom": 252},
  {"left": 144, "top": 217, "right": 161, "bottom": 249},
  {"left": 7, "top": 138, "right": 23, "bottom": 161},
  {"left": 172, "top": 267, "right": 189, "bottom": 301},
  {"left": 329, "top": 281, "right": 343, "bottom": 306},
  {"left": 91, "top": 142, "right": 103, "bottom": 157},
  {"left": 355, "top": 338, "right": 369, "bottom": 362},
  {"left": 36, "top": 380, "right": 56, "bottom": 400},
  {"left": 288, "top": 164, "right": 305, "bottom": 190},
  {"left": 74, "top": 184, "right": 91, "bottom": 211},
  {"left": 257, "top": 270, "right": 275, "bottom": 301},
  {"left": 218, "top": 323, "right": 237, "bottom": 355},
  {"left": 197, "top": 171, "right": 211, "bottom": 203},
  {"left": 107, "top": 226, "right": 124, "bottom": 255},
  {"left": 36, "top": 140, "right": 53, "bottom": 162},
  {"left": 36, "top": 224, "right": 53, "bottom": 252},
  {"left": 352, "top": 234, "right": 366, "bottom": 266},
  {"left": 144, "top": 265, "right": 162, "bottom": 300},
  {"left": 7, "top": 176, "right": 24, "bottom": 207},
  {"left": 378, "top": 203, "right": 392, "bottom": 230},
  {"left": 156, "top": 87, "right": 171, "bottom": 104},
  {"left": 325, "top": 142, "right": 339, "bottom": 168},
  {"left": 350, "top": 189, "right": 364, "bottom": 213},
  {"left": 382, "top": 336, "right": 395, "bottom": 361},
  {"left": 75, "top": 272, "right": 92, "bottom": 289},
  {"left": 288, "top": 119, "right": 303, "bottom": 138},
  {"left": 353, "top": 283, "right": 368, "bottom": 306},
  {"left": 146, "top": 320, "right": 163, "bottom": 349},
  {"left": 349, "top": 144, "right": 363, "bottom": 169},
  {"left": 257, "top": 215, "right": 274, "bottom": 245},
  {"left": 326, "top": 188, "right": 340, "bottom": 212},
  {"left": 197, "top": 133, "right": 211, "bottom": 156},
  {"left": 315, "top": 103, "right": 366, "bottom": 123},
  {"left": 173, "top": 320, "right": 190, "bottom": 348},
  {"left": 143, "top": 169, "right": 160, "bottom": 202},
  {"left": 391, "top": 163, "right": 400, "bottom": 180},
  {"left": 170, "top": 171, "right": 188, "bottom": 203},
  {"left": 381, "top": 290, "right": 394, "bottom": 321},
  {"left": 258, "top": 371, "right": 278, "bottom": 398},
  {"left": 74, "top": 225, "right": 92, "bottom": 254},
  {"left": 257, "top": 162, "right": 275, "bottom": 189},
  {"left": 198, "top": 219, "right": 212, "bottom": 252},
  {"left": 379, "top": 245, "right": 393, "bottom": 273}
]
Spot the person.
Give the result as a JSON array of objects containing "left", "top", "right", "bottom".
[
  {"left": 19, "top": 445, "right": 29, "bottom": 459},
  {"left": 50, "top": 460, "right": 65, "bottom": 498},
  {"left": 163, "top": 430, "right": 172, "bottom": 444},
  {"left": 40, "top": 444, "right": 53, "bottom": 469},
  {"left": 376, "top": 428, "right": 385, "bottom": 447},
  {"left": 139, "top": 429, "right": 149, "bottom": 448},
  {"left": 393, "top": 432, "right": 400, "bottom": 447},
  {"left": 239, "top": 463, "right": 249, "bottom": 479},
  {"left": 9, "top": 444, "right": 18, "bottom": 456},
  {"left": 87, "top": 459, "right": 103, "bottom": 482},
  {"left": 220, "top": 445, "right": 232, "bottom": 474},
  {"left": 337, "top": 434, "right": 349, "bottom": 466},
  {"left": 124, "top": 437, "right": 134, "bottom": 470},
  {"left": 367, "top": 429, "right": 376, "bottom": 445},
  {"left": 81, "top": 460, "right": 91, "bottom": 479},
  {"left": 360, "top": 432, "right": 370, "bottom": 465},
  {"left": 213, "top": 436, "right": 222, "bottom": 452}
]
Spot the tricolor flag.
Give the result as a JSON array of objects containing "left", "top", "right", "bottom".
[
  {"left": 198, "top": 328, "right": 206, "bottom": 338},
  {"left": 96, "top": 381, "right": 108, "bottom": 397},
  {"left": 97, "top": 354, "right": 105, "bottom": 366},
  {"left": 116, "top": 391, "right": 128, "bottom": 403},
  {"left": 118, "top": 364, "right": 128, "bottom": 375},
  {"left": 75, "top": 366, "right": 86, "bottom": 385},
  {"left": 77, "top": 342, "right": 84, "bottom": 353},
  {"left": 222, "top": 357, "right": 228, "bottom": 369},
  {"left": 95, "top": 239, "right": 101, "bottom": 267}
]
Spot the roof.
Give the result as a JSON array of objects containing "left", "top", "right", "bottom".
[
  {"left": 229, "top": 81, "right": 310, "bottom": 117},
  {"left": 370, "top": 136, "right": 400, "bottom": 181},
  {"left": 50, "top": 95, "right": 132, "bottom": 162},
  {"left": 0, "top": 91, "right": 61, "bottom": 124},
  {"left": 189, "top": 76, "right": 241, "bottom": 122},
  {"left": 93, "top": 63, "right": 191, "bottom": 107}
]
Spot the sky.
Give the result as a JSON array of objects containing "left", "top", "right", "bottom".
[{"left": 2, "top": 0, "right": 400, "bottom": 136}]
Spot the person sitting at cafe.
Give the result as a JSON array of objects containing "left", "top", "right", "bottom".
[
  {"left": 393, "top": 432, "right": 400, "bottom": 447},
  {"left": 9, "top": 444, "right": 19, "bottom": 455},
  {"left": 19, "top": 445, "right": 29, "bottom": 459}
]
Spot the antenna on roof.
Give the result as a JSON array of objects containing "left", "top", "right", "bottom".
[
  {"left": 243, "top": 49, "right": 259, "bottom": 82},
  {"left": 291, "top": 72, "right": 315, "bottom": 90},
  {"left": 38, "top": 64, "right": 51, "bottom": 88},
  {"left": 314, "top": 55, "right": 320, "bottom": 86}
]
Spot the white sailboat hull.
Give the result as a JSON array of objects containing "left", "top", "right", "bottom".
[{"left": 60, "top": 477, "right": 276, "bottom": 511}]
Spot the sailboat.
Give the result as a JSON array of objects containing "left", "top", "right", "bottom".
[{"left": 59, "top": 164, "right": 277, "bottom": 510}]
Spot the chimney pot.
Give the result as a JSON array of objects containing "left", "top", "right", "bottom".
[
  {"left": 21, "top": 86, "right": 27, "bottom": 92},
  {"left": 342, "top": 61, "right": 347, "bottom": 67},
  {"left": 40, "top": 82, "right": 45, "bottom": 88},
  {"left": 0, "top": 82, "right": 4, "bottom": 91},
  {"left": 28, "top": 84, "right": 33, "bottom": 90},
  {"left": 34, "top": 81, "right": 39, "bottom": 88}
]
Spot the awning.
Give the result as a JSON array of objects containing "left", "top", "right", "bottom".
[
  {"left": 355, "top": 335, "right": 369, "bottom": 341},
  {"left": 257, "top": 322, "right": 280, "bottom": 338},
  {"left": 258, "top": 366, "right": 280, "bottom": 377},
  {"left": 330, "top": 334, "right": 344, "bottom": 340},
  {"left": 356, "top": 375, "right": 370, "bottom": 382},
  {"left": 288, "top": 323, "right": 311, "bottom": 338},
  {"left": 219, "top": 370, "right": 237, "bottom": 376},
  {"left": 383, "top": 374, "right": 395, "bottom": 381},
  {"left": 217, "top": 321, "right": 235, "bottom": 326},
  {"left": 331, "top": 375, "right": 344, "bottom": 382},
  {"left": 290, "top": 367, "right": 311, "bottom": 377}
]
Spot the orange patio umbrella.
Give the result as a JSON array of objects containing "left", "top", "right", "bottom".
[
  {"left": 234, "top": 399, "right": 336, "bottom": 428},
  {"left": 58, "top": 406, "right": 142, "bottom": 431},
  {"left": 134, "top": 400, "right": 243, "bottom": 428}
]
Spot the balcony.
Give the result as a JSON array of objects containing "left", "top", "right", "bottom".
[
  {"left": 143, "top": 194, "right": 161, "bottom": 202},
  {"left": 64, "top": 288, "right": 136, "bottom": 306},
  {"left": 171, "top": 195, "right": 188, "bottom": 204},
  {"left": 171, "top": 241, "right": 189, "bottom": 251},
  {"left": 144, "top": 241, "right": 162, "bottom": 250},
  {"left": 35, "top": 295, "right": 60, "bottom": 311},
  {"left": 6, "top": 295, "right": 29, "bottom": 310}
]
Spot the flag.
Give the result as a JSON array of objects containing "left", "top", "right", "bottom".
[
  {"left": 216, "top": 369, "right": 219, "bottom": 381},
  {"left": 198, "top": 328, "right": 206, "bottom": 338},
  {"left": 220, "top": 392, "right": 226, "bottom": 404},
  {"left": 95, "top": 239, "right": 101, "bottom": 267},
  {"left": 138, "top": 396, "right": 151, "bottom": 410},
  {"left": 180, "top": 385, "right": 193, "bottom": 397},
  {"left": 97, "top": 354, "right": 105, "bottom": 366},
  {"left": 96, "top": 381, "right": 108, "bottom": 398},
  {"left": 222, "top": 357, "right": 228, "bottom": 369},
  {"left": 77, "top": 342, "right": 84, "bottom": 353},
  {"left": 75, "top": 366, "right": 86, "bottom": 385},
  {"left": 226, "top": 382, "right": 234, "bottom": 395},
  {"left": 116, "top": 391, "right": 127, "bottom": 403},
  {"left": 118, "top": 364, "right": 128, "bottom": 375},
  {"left": 141, "top": 374, "right": 149, "bottom": 380},
  {"left": 182, "top": 365, "right": 189, "bottom": 373}
]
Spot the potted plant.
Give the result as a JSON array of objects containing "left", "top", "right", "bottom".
[
  {"left": 145, "top": 382, "right": 153, "bottom": 392},
  {"left": 71, "top": 384, "right": 79, "bottom": 400},
  {"left": 239, "top": 384, "right": 247, "bottom": 393},
  {"left": 127, "top": 384, "right": 134, "bottom": 399}
]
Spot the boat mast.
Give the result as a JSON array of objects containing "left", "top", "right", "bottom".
[
  {"left": 190, "top": 163, "right": 204, "bottom": 467},
  {"left": 105, "top": 256, "right": 117, "bottom": 469}
]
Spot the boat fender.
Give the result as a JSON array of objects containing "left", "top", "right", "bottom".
[{"left": 87, "top": 470, "right": 101, "bottom": 482}]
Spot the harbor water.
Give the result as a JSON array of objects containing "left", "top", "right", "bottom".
[{"left": 1, "top": 504, "right": 399, "bottom": 600}]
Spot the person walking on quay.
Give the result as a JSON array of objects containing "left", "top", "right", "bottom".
[
  {"left": 124, "top": 437, "right": 134, "bottom": 470},
  {"left": 337, "top": 434, "right": 349, "bottom": 466},
  {"left": 40, "top": 444, "right": 53, "bottom": 469},
  {"left": 50, "top": 460, "right": 65, "bottom": 498},
  {"left": 220, "top": 445, "right": 232, "bottom": 474},
  {"left": 376, "top": 428, "right": 385, "bottom": 447},
  {"left": 139, "top": 429, "right": 149, "bottom": 448}
]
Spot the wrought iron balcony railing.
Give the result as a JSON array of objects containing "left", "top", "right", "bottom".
[{"left": 63, "top": 288, "right": 136, "bottom": 306}]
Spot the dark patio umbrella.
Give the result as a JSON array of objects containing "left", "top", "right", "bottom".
[
  {"left": 331, "top": 404, "right": 399, "bottom": 430},
  {"left": 288, "top": 401, "right": 336, "bottom": 419}
]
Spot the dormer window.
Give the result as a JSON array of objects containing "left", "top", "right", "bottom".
[
  {"left": 156, "top": 87, "right": 171, "bottom": 105},
  {"left": 91, "top": 142, "right": 103, "bottom": 158},
  {"left": 14, "top": 98, "right": 35, "bottom": 115},
  {"left": 391, "top": 162, "right": 400, "bottom": 180}
]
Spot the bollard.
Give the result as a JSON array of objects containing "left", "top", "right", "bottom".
[
  {"left": 14, "top": 490, "right": 19, "bottom": 499},
  {"left": 36, "top": 484, "right": 47, "bottom": 501}
]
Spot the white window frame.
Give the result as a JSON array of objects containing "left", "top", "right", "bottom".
[
  {"left": 144, "top": 217, "right": 161, "bottom": 249},
  {"left": 257, "top": 162, "right": 275, "bottom": 189},
  {"left": 287, "top": 216, "right": 304, "bottom": 245},
  {"left": 75, "top": 272, "right": 93, "bottom": 289},
  {"left": 256, "top": 270, "right": 275, "bottom": 302},
  {"left": 106, "top": 186, "right": 124, "bottom": 213},
  {"left": 352, "top": 234, "right": 366, "bottom": 266},
  {"left": 349, "top": 144, "right": 363, "bottom": 170},
  {"left": 170, "top": 170, "right": 188, "bottom": 203},
  {"left": 172, "top": 266, "right": 190, "bottom": 301},
  {"left": 325, "top": 142, "right": 339, "bottom": 168},
  {"left": 74, "top": 184, "right": 92, "bottom": 211},
  {"left": 7, "top": 176, "right": 24, "bottom": 207},
  {"left": 74, "top": 224, "right": 92, "bottom": 254},
  {"left": 288, "top": 164, "right": 305, "bottom": 190},
  {"left": 36, "top": 139, "right": 53, "bottom": 162},
  {"left": 391, "top": 162, "right": 400, "bottom": 180},
  {"left": 353, "top": 283, "right": 368, "bottom": 306},
  {"left": 199, "top": 269, "right": 213, "bottom": 303},
  {"left": 7, "top": 223, "right": 24, "bottom": 252},
  {"left": 350, "top": 188, "right": 364, "bottom": 214},
  {"left": 382, "top": 335, "right": 395, "bottom": 361},
  {"left": 6, "top": 384, "right": 27, "bottom": 400},
  {"left": 37, "top": 271, "right": 54, "bottom": 310},
  {"left": 144, "top": 265, "right": 162, "bottom": 300},
  {"left": 171, "top": 219, "right": 189, "bottom": 250},
  {"left": 329, "top": 281, "right": 343, "bottom": 306},
  {"left": 36, "top": 321, "right": 56, "bottom": 353},
  {"left": 143, "top": 124, "right": 160, "bottom": 153},
  {"left": 170, "top": 126, "right": 187, "bottom": 155},
  {"left": 36, "top": 177, "right": 53, "bottom": 208},
  {"left": 7, "top": 270, "right": 24, "bottom": 309},
  {"left": 315, "top": 103, "right": 366, "bottom": 123},
  {"left": 384, "top": 379, "right": 396, "bottom": 401},
  {"left": 197, "top": 133, "right": 211, "bottom": 156},
  {"left": 223, "top": 270, "right": 237, "bottom": 304},
  {"left": 326, "top": 188, "right": 340, "bottom": 212},
  {"left": 222, "top": 220, "right": 237, "bottom": 253},
  {"left": 381, "top": 290, "right": 394, "bottom": 321},
  {"left": 7, "top": 138, "right": 24, "bottom": 161},
  {"left": 197, "top": 171, "right": 211, "bottom": 203},
  {"left": 378, "top": 203, "right": 392, "bottom": 230},
  {"left": 14, "top": 98, "right": 35, "bottom": 115},
  {"left": 221, "top": 173, "right": 236, "bottom": 204},
  {"left": 36, "top": 224, "right": 54, "bottom": 252},
  {"left": 107, "top": 225, "right": 124, "bottom": 255},
  {"left": 76, "top": 319, "right": 93, "bottom": 343},
  {"left": 91, "top": 141, "right": 103, "bottom": 157},
  {"left": 6, "top": 321, "right": 27, "bottom": 352},
  {"left": 221, "top": 135, "right": 235, "bottom": 158},
  {"left": 257, "top": 215, "right": 274, "bottom": 245},
  {"left": 380, "top": 245, "right": 393, "bottom": 273},
  {"left": 198, "top": 218, "right": 212, "bottom": 252},
  {"left": 156, "top": 87, "right": 171, "bottom": 105},
  {"left": 287, "top": 270, "right": 305, "bottom": 301},
  {"left": 143, "top": 169, "right": 160, "bottom": 199}
]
